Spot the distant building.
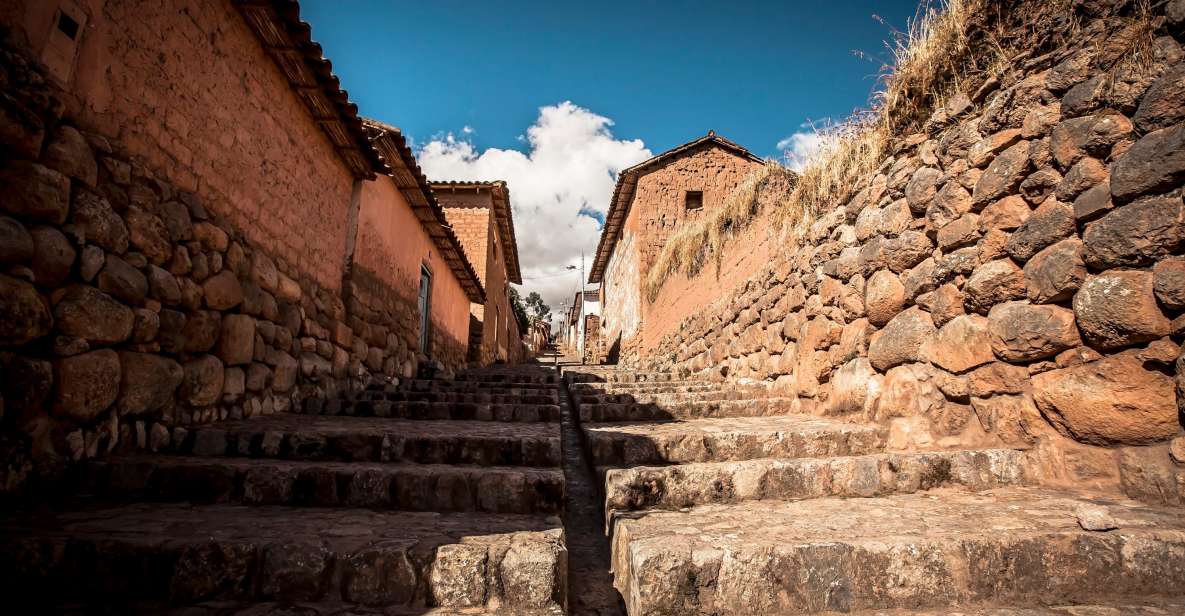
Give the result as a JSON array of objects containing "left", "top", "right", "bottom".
[
  {"left": 588, "top": 131, "right": 764, "bottom": 362},
  {"left": 563, "top": 289, "right": 600, "bottom": 355},
  {"left": 433, "top": 181, "right": 525, "bottom": 365}
]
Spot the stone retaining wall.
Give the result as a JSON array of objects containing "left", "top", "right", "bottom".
[
  {"left": 640, "top": 0, "right": 1185, "bottom": 504},
  {"left": 0, "top": 33, "right": 462, "bottom": 492}
]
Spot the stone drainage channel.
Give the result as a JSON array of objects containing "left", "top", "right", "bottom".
[{"left": 552, "top": 356, "right": 627, "bottom": 616}]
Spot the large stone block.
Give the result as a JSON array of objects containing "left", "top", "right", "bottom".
[
  {"left": 0, "top": 161, "right": 69, "bottom": 224},
  {"left": 1082, "top": 195, "right": 1185, "bottom": 269},
  {"left": 1111, "top": 124, "right": 1185, "bottom": 202},
  {"left": 72, "top": 190, "right": 128, "bottom": 254},
  {"left": 972, "top": 140, "right": 1030, "bottom": 206},
  {"left": 202, "top": 270, "right": 243, "bottom": 310},
  {"left": 218, "top": 314, "right": 255, "bottom": 366},
  {"left": 0, "top": 216, "right": 33, "bottom": 264},
  {"left": 963, "top": 258, "right": 1026, "bottom": 314},
  {"left": 116, "top": 352, "right": 182, "bottom": 416},
  {"left": 29, "top": 225, "right": 74, "bottom": 287},
  {"left": 53, "top": 349, "right": 120, "bottom": 423},
  {"left": 987, "top": 301, "right": 1081, "bottom": 362},
  {"left": 124, "top": 207, "right": 172, "bottom": 265},
  {"left": 1023, "top": 238, "right": 1085, "bottom": 303},
  {"left": 863, "top": 269, "right": 905, "bottom": 326},
  {"left": 97, "top": 254, "right": 148, "bottom": 305},
  {"left": 1033, "top": 352, "right": 1178, "bottom": 445},
  {"left": 1073, "top": 270, "right": 1170, "bottom": 350},
  {"left": 54, "top": 285, "right": 134, "bottom": 345},
  {"left": 41, "top": 125, "right": 97, "bottom": 187},
  {"left": 868, "top": 307, "right": 936, "bottom": 371},
  {"left": 1004, "top": 198, "right": 1075, "bottom": 263},
  {"left": 926, "top": 314, "right": 994, "bottom": 373},
  {"left": 0, "top": 273, "right": 51, "bottom": 346},
  {"left": 181, "top": 355, "right": 225, "bottom": 407}
]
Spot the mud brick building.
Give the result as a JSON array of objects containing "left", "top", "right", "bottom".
[
  {"left": 433, "top": 181, "right": 526, "bottom": 365},
  {"left": 0, "top": 0, "right": 484, "bottom": 486},
  {"left": 588, "top": 131, "right": 764, "bottom": 362}
]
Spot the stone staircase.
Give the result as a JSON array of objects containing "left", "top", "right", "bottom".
[
  {"left": 566, "top": 366, "right": 1185, "bottom": 616},
  {"left": 0, "top": 365, "right": 568, "bottom": 615}
]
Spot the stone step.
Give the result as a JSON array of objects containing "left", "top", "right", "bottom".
[
  {"left": 835, "top": 604, "right": 1185, "bottom": 615},
  {"left": 569, "top": 381, "right": 722, "bottom": 395},
  {"left": 302, "top": 398, "right": 562, "bottom": 422},
  {"left": 578, "top": 396, "right": 798, "bottom": 422},
  {"left": 0, "top": 504, "right": 566, "bottom": 611},
  {"left": 583, "top": 414, "right": 883, "bottom": 466},
  {"left": 398, "top": 378, "right": 559, "bottom": 393},
  {"left": 456, "top": 371, "right": 558, "bottom": 384},
  {"left": 178, "top": 415, "right": 561, "bottom": 467},
  {"left": 609, "top": 487, "right": 1185, "bottom": 615},
  {"left": 369, "top": 390, "right": 561, "bottom": 405},
  {"left": 573, "top": 389, "right": 765, "bottom": 406},
  {"left": 565, "top": 370, "right": 678, "bottom": 384},
  {"left": 602, "top": 448, "right": 1029, "bottom": 513},
  {"left": 81, "top": 456, "right": 564, "bottom": 514}
]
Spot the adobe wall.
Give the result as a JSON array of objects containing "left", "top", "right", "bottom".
[
  {"left": 601, "top": 229, "right": 641, "bottom": 362},
  {"left": 354, "top": 177, "right": 470, "bottom": 367},
  {"left": 5, "top": 0, "right": 355, "bottom": 292},
  {"left": 639, "top": 1, "right": 1185, "bottom": 505},
  {"left": 440, "top": 192, "right": 520, "bottom": 365},
  {"left": 0, "top": 10, "right": 468, "bottom": 492}
]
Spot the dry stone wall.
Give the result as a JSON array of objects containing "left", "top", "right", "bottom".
[
  {"left": 0, "top": 36, "right": 460, "bottom": 493},
  {"left": 642, "top": 0, "right": 1185, "bottom": 505}
]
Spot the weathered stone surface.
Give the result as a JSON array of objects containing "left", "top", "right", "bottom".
[
  {"left": 116, "top": 352, "right": 183, "bottom": 416},
  {"left": 972, "top": 140, "right": 1030, "bottom": 206},
  {"left": 218, "top": 314, "right": 256, "bottom": 366},
  {"left": 72, "top": 190, "right": 128, "bottom": 254},
  {"left": 1004, "top": 199, "right": 1075, "bottom": 262},
  {"left": 54, "top": 285, "right": 134, "bottom": 345},
  {"left": 967, "top": 129, "right": 1023, "bottom": 168},
  {"left": 1, "top": 356, "right": 53, "bottom": 418},
  {"left": 970, "top": 394, "right": 1045, "bottom": 445},
  {"left": 905, "top": 167, "right": 942, "bottom": 214},
  {"left": 181, "top": 355, "right": 225, "bottom": 407},
  {"left": 1154, "top": 257, "right": 1185, "bottom": 310},
  {"left": 131, "top": 308, "right": 159, "bottom": 344},
  {"left": 1111, "top": 124, "right": 1185, "bottom": 202},
  {"left": 53, "top": 349, "right": 120, "bottom": 423},
  {"left": 147, "top": 265, "right": 181, "bottom": 305},
  {"left": 868, "top": 307, "right": 937, "bottom": 371},
  {"left": 987, "top": 301, "right": 1081, "bottom": 362},
  {"left": 1050, "top": 114, "right": 1132, "bottom": 170},
  {"left": 966, "top": 361, "right": 1029, "bottom": 397},
  {"left": 1046, "top": 49, "right": 1094, "bottom": 92},
  {"left": 182, "top": 310, "right": 222, "bottom": 353},
  {"left": 930, "top": 283, "right": 965, "bottom": 326},
  {"left": 828, "top": 357, "right": 881, "bottom": 414},
  {"left": 1083, "top": 195, "right": 1185, "bottom": 269},
  {"left": 0, "top": 161, "right": 70, "bottom": 224},
  {"left": 431, "top": 543, "right": 487, "bottom": 607},
  {"left": 1023, "top": 238, "right": 1085, "bottom": 303},
  {"left": 125, "top": 207, "right": 172, "bottom": 265},
  {"left": 1019, "top": 168, "right": 1063, "bottom": 204},
  {"left": 863, "top": 269, "right": 905, "bottom": 327},
  {"left": 1055, "top": 156, "right": 1107, "bottom": 201},
  {"left": 1074, "top": 270, "right": 1171, "bottom": 350},
  {"left": 979, "top": 195, "right": 1030, "bottom": 231},
  {"left": 193, "top": 222, "right": 229, "bottom": 252},
  {"left": 203, "top": 270, "right": 243, "bottom": 311},
  {"left": 97, "top": 254, "right": 148, "bottom": 305},
  {"left": 1072, "top": 180, "right": 1113, "bottom": 222},
  {"left": 29, "top": 225, "right": 74, "bottom": 287},
  {"left": 0, "top": 273, "right": 51, "bottom": 346},
  {"left": 1133, "top": 62, "right": 1185, "bottom": 132},
  {"left": 499, "top": 539, "right": 562, "bottom": 608},
  {"left": 1033, "top": 352, "right": 1178, "bottom": 445},
  {"left": 964, "top": 259, "right": 1026, "bottom": 314},
  {"left": 0, "top": 216, "right": 33, "bottom": 264},
  {"left": 901, "top": 257, "right": 937, "bottom": 301},
  {"left": 41, "top": 125, "right": 97, "bottom": 187},
  {"left": 927, "top": 182, "right": 972, "bottom": 232},
  {"left": 159, "top": 200, "right": 193, "bottom": 242},
  {"left": 271, "top": 351, "right": 299, "bottom": 393},
  {"left": 927, "top": 314, "right": 994, "bottom": 373},
  {"left": 937, "top": 213, "right": 980, "bottom": 250}
]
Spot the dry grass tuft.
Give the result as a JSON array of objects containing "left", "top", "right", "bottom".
[{"left": 644, "top": 162, "right": 796, "bottom": 300}]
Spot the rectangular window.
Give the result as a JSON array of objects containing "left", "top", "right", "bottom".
[
  {"left": 684, "top": 190, "right": 704, "bottom": 210},
  {"left": 418, "top": 265, "right": 432, "bottom": 354}
]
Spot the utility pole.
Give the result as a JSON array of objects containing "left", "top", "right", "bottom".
[{"left": 579, "top": 250, "right": 585, "bottom": 365}]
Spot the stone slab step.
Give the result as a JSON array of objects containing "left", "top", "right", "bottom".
[
  {"left": 456, "top": 371, "right": 558, "bottom": 384},
  {"left": 565, "top": 370, "right": 678, "bottom": 384},
  {"left": 609, "top": 487, "right": 1185, "bottom": 615},
  {"left": 81, "top": 456, "right": 564, "bottom": 514},
  {"left": 56, "top": 601, "right": 566, "bottom": 615},
  {"left": 570, "top": 382, "right": 723, "bottom": 396},
  {"left": 574, "top": 389, "right": 765, "bottom": 405},
  {"left": 584, "top": 415, "right": 885, "bottom": 466},
  {"left": 602, "top": 448, "right": 1029, "bottom": 513},
  {"left": 0, "top": 504, "right": 566, "bottom": 611},
  {"left": 577, "top": 396, "right": 798, "bottom": 422},
  {"left": 400, "top": 379, "right": 559, "bottom": 393},
  {"left": 364, "top": 390, "right": 560, "bottom": 405},
  {"left": 835, "top": 603, "right": 1185, "bottom": 615},
  {"left": 178, "top": 416, "right": 561, "bottom": 467},
  {"left": 304, "top": 399, "right": 561, "bottom": 422}
]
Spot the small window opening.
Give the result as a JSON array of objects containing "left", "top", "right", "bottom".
[
  {"left": 684, "top": 190, "right": 703, "bottom": 210},
  {"left": 57, "top": 12, "right": 80, "bottom": 40}
]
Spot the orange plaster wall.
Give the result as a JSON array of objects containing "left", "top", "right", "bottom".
[
  {"left": 356, "top": 176, "right": 471, "bottom": 360},
  {"left": 6, "top": 0, "right": 356, "bottom": 291}
]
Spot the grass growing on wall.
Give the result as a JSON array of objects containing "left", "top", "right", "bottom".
[{"left": 644, "top": 0, "right": 1010, "bottom": 300}]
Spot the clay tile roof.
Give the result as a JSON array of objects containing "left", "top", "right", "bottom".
[
  {"left": 362, "top": 119, "right": 485, "bottom": 304},
  {"left": 233, "top": 0, "right": 387, "bottom": 180},
  {"left": 430, "top": 181, "right": 523, "bottom": 285},
  {"left": 587, "top": 131, "right": 764, "bottom": 284}
]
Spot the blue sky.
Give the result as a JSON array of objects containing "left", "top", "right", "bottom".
[
  {"left": 300, "top": 0, "right": 927, "bottom": 311},
  {"left": 303, "top": 0, "right": 924, "bottom": 158}
]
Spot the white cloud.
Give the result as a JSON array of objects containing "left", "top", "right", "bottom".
[
  {"left": 461, "top": 125, "right": 474, "bottom": 135},
  {"left": 417, "top": 101, "right": 652, "bottom": 328},
  {"left": 776, "top": 130, "right": 831, "bottom": 172}
]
